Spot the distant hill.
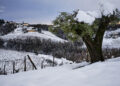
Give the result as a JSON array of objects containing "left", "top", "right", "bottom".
[{"left": 29, "top": 24, "right": 52, "bottom": 31}]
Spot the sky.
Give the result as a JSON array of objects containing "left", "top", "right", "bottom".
[{"left": 0, "top": 0, "right": 120, "bottom": 24}]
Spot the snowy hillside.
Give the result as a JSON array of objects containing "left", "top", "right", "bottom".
[
  {"left": 0, "top": 57, "right": 120, "bottom": 86},
  {"left": 0, "top": 49, "right": 73, "bottom": 74},
  {"left": 0, "top": 26, "right": 66, "bottom": 42},
  {"left": 1, "top": 22, "right": 120, "bottom": 48},
  {"left": 103, "top": 28, "right": 120, "bottom": 48}
]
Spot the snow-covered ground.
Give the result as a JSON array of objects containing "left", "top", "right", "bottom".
[
  {"left": 0, "top": 49, "right": 73, "bottom": 74},
  {"left": 0, "top": 49, "right": 71, "bottom": 64},
  {"left": 0, "top": 57, "right": 120, "bottom": 86},
  {"left": 103, "top": 28, "right": 120, "bottom": 48},
  {"left": 0, "top": 27, "right": 66, "bottom": 42}
]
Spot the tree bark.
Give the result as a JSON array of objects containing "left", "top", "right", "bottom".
[
  {"left": 83, "top": 36, "right": 104, "bottom": 63},
  {"left": 82, "top": 16, "right": 111, "bottom": 63}
]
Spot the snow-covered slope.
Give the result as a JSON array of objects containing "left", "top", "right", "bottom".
[
  {"left": 103, "top": 28, "right": 120, "bottom": 48},
  {"left": 0, "top": 49, "right": 73, "bottom": 74},
  {"left": 0, "top": 57, "right": 120, "bottom": 86},
  {"left": 0, "top": 27, "right": 66, "bottom": 42},
  {"left": 0, "top": 49, "right": 71, "bottom": 64}
]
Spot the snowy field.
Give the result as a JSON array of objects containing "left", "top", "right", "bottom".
[
  {"left": 0, "top": 57, "right": 120, "bottom": 86},
  {"left": 0, "top": 49, "right": 73, "bottom": 74}
]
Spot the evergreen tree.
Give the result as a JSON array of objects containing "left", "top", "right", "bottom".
[{"left": 0, "top": 19, "right": 5, "bottom": 26}]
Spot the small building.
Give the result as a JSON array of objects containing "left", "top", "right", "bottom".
[
  {"left": 23, "top": 23, "right": 29, "bottom": 26},
  {"left": 28, "top": 29, "right": 36, "bottom": 32},
  {"left": 117, "top": 21, "right": 120, "bottom": 25}
]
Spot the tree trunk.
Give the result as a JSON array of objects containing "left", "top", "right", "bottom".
[
  {"left": 83, "top": 36, "right": 104, "bottom": 63},
  {"left": 82, "top": 17, "right": 110, "bottom": 63}
]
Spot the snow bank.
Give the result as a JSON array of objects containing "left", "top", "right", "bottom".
[{"left": 0, "top": 57, "right": 120, "bottom": 86}]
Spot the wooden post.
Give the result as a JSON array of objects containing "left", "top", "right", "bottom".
[
  {"left": 53, "top": 56, "right": 55, "bottom": 67},
  {"left": 3, "top": 64, "right": 6, "bottom": 75},
  {"left": 41, "top": 57, "right": 45, "bottom": 69},
  {"left": 27, "top": 55, "right": 37, "bottom": 70},
  {"left": 24, "top": 57, "right": 27, "bottom": 71},
  {"left": 13, "top": 61, "right": 15, "bottom": 74},
  {"left": 41, "top": 60, "right": 44, "bottom": 69}
]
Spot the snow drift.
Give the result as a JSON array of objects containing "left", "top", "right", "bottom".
[{"left": 0, "top": 57, "right": 120, "bottom": 86}]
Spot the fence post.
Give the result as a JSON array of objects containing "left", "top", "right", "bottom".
[
  {"left": 41, "top": 60, "right": 44, "bottom": 69},
  {"left": 13, "top": 61, "right": 15, "bottom": 74},
  {"left": 3, "top": 64, "right": 6, "bottom": 75},
  {"left": 27, "top": 55, "right": 37, "bottom": 70},
  {"left": 24, "top": 57, "right": 27, "bottom": 71},
  {"left": 53, "top": 56, "right": 55, "bottom": 67},
  {"left": 41, "top": 57, "right": 45, "bottom": 69}
]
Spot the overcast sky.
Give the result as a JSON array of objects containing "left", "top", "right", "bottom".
[{"left": 0, "top": 0, "right": 120, "bottom": 24}]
